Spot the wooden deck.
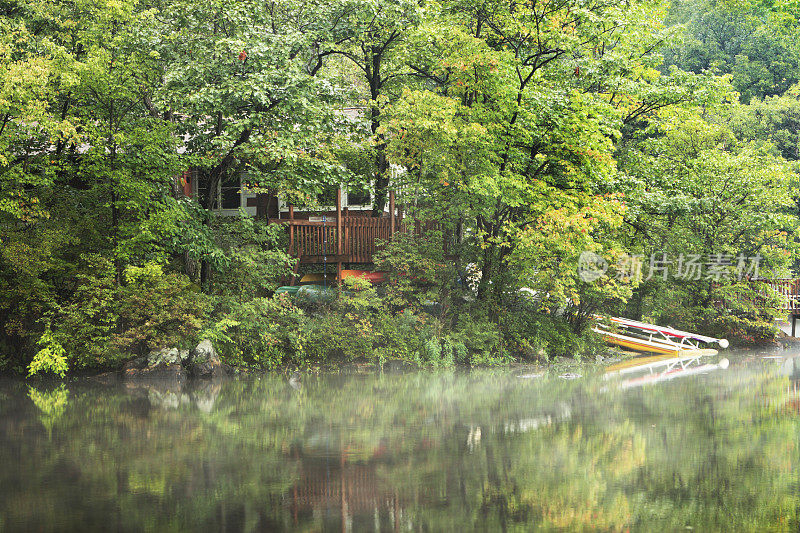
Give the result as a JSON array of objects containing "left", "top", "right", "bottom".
[
  {"left": 272, "top": 190, "right": 447, "bottom": 282},
  {"left": 273, "top": 190, "right": 400, "bottom": 268},
  {"left": 760, "top": 279, "right": 800, "bottom": 336},
  {"left": 762, "top": 279, "right": 800, "bottom": 312},
  {"left": 284, "top": 216, "right": 396, "bottom": 264}
]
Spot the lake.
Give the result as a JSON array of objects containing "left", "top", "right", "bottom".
[{"left": 1, "top": 348, "right": 799, "bottom": 531}]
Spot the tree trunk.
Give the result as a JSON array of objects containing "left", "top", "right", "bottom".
[
  {"left": 367, "top": 47, "right": 390, "bottom": 217},
  {"left": 476, "top": 246, "right": 494, "bottom": 302},
  {"left": 200, "top": 259, "right": 211, "bottom": 292},
  {"left": 111, "top": 185, "right": 121, "bottom": 284},
  {"left": 372, "top": 145, "right": 390, "bottom": 216},
  {"left": 109, "top": 137, "right": 122, "bottom": 284},
  {"left": 196, "top": 129, "right": 252, "bottom": 293}
]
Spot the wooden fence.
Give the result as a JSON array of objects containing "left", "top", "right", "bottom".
[
  {"left": 343, "top": 216, "right": 395, "bottom": 263},
  {"left": 760, "top": 279, "right": 800, "bottom": 312},
  {"left": 290, "top": 221, "right": 338, "bottom": 258},
  {"left": 274, "top": 190, "right": 453, "bottom": 274},
  {"left": 285, "top": 217, "right": 396, "bottom": 263}
]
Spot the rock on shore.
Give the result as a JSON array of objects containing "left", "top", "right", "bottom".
[
  {"left": 187, "top": 339, "right": 227, "bottom": 379},
  {"left": 123, "top": 340, "right": 229, "bottom": 382}
]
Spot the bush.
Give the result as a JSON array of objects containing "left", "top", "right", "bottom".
[
  {"left": 55, "top": 255, "right": 120, "bottom": 368},
  {"left": 296, "top": 278, "right": 437, "bottom": 366},
  {"left": 294, "top": 275, "right": 551, "bottom": 368},
  {"left": 500, "top": 302, "right": 602, "bottom": 360},
  {"left": 374, "top": 230, "right": 456, "bottom": 312},
  {"left": 644, "top": 280, "right": 780, "bottom": 346},
  {"left": 450, "top": 310, "right": 508, "bottom": 366},
  {"left": 28, "top": 327, "right": 69, "bottom": 378},
  {"left": 114, "top": 262, "right": 209, "bottom": 354},
  {"left": 417, "top": 334, "right": 467, "bottom": 368},
  {"left": 211, "top": 217, "right": 294, "bottom": 298},
  {"left": 49, "top": 257, "right": 209, "bottom": 369},
  {"left": 374, "top": 308, "right": 426, "bottom": 364},
  {"left": 300, "top": 278, "right": 384, "bottom": 363},
  {"left": 204, "top": 295, "right": 305, "bottom": 369}
]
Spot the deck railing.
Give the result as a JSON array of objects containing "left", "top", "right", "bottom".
[
  {"left": 343, "top": 216, "right": 395, "bottom": 263},
  {"left": 760, "top": 278, "right": 800, "bottom": 312},
  {"left": 274, "top": 190, "right": 453, "bottom": 271},
  {"left": 284, "top": 217, "right": 397, "bottom": 263},
  {"left": 290, "top": 221, "right": 339, "bottom": 258},
  {"left": 284, "top": 217, "right": 449, "bottom": 263}
]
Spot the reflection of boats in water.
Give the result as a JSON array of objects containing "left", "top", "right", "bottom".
[
  {"left": 594, "top": 316, "right": 728, "bottom": 357},
  {"left": 606, "top": 352, "right": 730, "bottom": 389}
]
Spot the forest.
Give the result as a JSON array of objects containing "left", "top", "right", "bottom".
[{"left": 1, "top": 0, "right": 799, "bottom": 375}]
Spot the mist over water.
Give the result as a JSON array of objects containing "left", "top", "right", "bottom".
[{"left": 2, "top": 349, "right": 799, "bottom": 531}]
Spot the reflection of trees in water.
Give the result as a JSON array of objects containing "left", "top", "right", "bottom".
[
  {"left": 27, "top": 384, "right": 69, "bottom": 438},
  {"left": 0, "top": 366, "right": 798, "bottom": 530},
  {"left": 624, "top": 365, "right": 799, "bottom": 530}
]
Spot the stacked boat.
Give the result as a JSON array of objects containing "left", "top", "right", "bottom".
[{"left": 594, "top": 316, "right": 730, "bottom": 385}]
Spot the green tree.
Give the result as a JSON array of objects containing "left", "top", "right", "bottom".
[
  {"left": 663, "top": 0, "right": 800, "bottom": 102},
  {"left": 313, "top": 0, "right": 424, "bottom": 214},
  {"left": 139, "top": 0, "right": 362, "bottom": 286},
  {"left": 384, "top": 0, "right": 658, "bottom": 317},
  {"left": 617, "top": 104, "right": 798, "bottom": 339}
]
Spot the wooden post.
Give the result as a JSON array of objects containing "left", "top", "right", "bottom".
[
  {"left": 291, "top": 253, "right": 301, "bottom": 286},
  {"left": 793, "top": 314, "right": 797, "bottom": 338},
  {"left": 337, "top": 189, "right": 343, "bottom": 284},
  {"left": 389, "top": 190, "right": 395, "bottom": 237},
  {"left": 397, "top": 206, "right": 403, "bottom": 232},
  {"left": 289, "top": 205, "right": 295, "bottom": 255},
  {"left": 343, "top": 207, "right": 349, "bottom": 265}
]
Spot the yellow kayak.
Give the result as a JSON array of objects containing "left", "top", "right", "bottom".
[{"left": 595, "top": 328, "right": 683, "bottom": 356}]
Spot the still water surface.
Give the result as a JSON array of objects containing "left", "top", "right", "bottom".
[{"left": 2, "top": 349, "right": 800, "bottom": 531}]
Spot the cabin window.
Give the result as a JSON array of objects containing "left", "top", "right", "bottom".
[
  {"left": 317, "top": 184, "right": 338, "bottom": 207},
  {"left": 347, "top": 186, "right": 371, "bottom": 206},
  {"left": 194, "top": 171, "right": 246, "bottom": 211},
  {"left": 220, "top": 173, "right": 241, "bottom": 209},
  {"left": 197, "top": 180, "right": 215, "bottom": 209}
]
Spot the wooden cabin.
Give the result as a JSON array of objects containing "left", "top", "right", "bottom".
[
  {"left": 178, "top": 168, "right": 417, "bottom": 282},
  {"left": 178, "top": 169, "right": 385, "bottom": 220}
]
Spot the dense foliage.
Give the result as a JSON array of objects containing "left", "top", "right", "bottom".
[{"left": 1, "top": 0, "right": 798, "bottom": 374}]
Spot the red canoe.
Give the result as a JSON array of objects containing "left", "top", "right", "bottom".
[{"left": 341, "top": 270, "right": 387, "bottom": 284}]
